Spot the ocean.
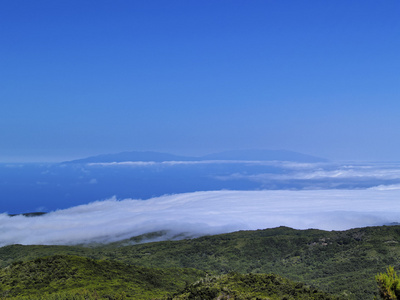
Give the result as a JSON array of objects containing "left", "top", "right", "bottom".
[
  {"left": 2, "top": 160, "right": 400, "bottom": 214},
  {"left": 1, "top": 160, "right": 400, "bottom": 246}
]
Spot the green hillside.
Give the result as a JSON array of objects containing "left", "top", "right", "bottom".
[
  {"left": 3, "top": 225, "right": 400, "bottom": 299},
  {"left": 0, "top": 255, "right": 205, "bottom": 299},
  {"left": 169, "top": 272, "right": 340, "bottom": 300},
  {"left": 0, "top": 255, "right": 340, "bottom": 300}
]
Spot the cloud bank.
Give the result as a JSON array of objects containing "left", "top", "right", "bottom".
[
  {"left": 1, "top": 189, "right": 400, "bottom": 247},
  {"left": 214, "top": 163, "right": 400, "bottom": 181},
  {"left": 87, "top": 160, "right": 400, "bottom": 190}
]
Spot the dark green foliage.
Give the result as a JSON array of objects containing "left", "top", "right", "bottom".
[
  {"left": 0, "top": 255, "right": 205, "bottom": 299},
  {"left": 0, "top": 256, "right": 340, "bottom": 300},
  {"left": 3, "top": 226, "right": 400, "bottom": 299},
  {"left": 1, "top": 289, "right": 106, "bottom": 300},
  {"left": 90, "top": 226, "right": 400, "bottom": 299},
  {"left": 0, "top": 244, "right": 98, "bottom": 268},
  {"left": 169, "top": 272, "right": 342, "bottom": 300}
]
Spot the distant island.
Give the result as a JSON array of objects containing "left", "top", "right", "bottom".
[
  {"left": 65, "top": 149, "right": 328, "bottom": 164},
  {"left": 8, "top": 212, "right": 47, "bottom": 217}
]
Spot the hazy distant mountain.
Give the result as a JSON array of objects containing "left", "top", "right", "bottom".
[
  {"left": 65, "top": 149, "right": 327, "bottom": 164},
  {"left": 202, "top": 149, "right": 328, "bottom": 163},
  {"left": 65, "top": 151, "right": 197, "bottom": 164}
]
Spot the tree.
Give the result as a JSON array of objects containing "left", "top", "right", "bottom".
[{"left": 376, "top": 266, "right": 400, "bottom": 300}]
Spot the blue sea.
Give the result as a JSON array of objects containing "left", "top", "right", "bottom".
[{"left": 2, "top": 160, "right": 400, "bottom": 214}]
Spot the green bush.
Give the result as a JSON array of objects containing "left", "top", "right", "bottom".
[{"left": 376, "top": 266, "right": 400, "bottom": 300}]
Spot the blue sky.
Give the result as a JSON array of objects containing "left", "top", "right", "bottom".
[{"left": 1, "top": 0, "right": 399, "bottom": 162}]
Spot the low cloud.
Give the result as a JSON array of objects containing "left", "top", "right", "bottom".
[
  {"left": 369, "top": 184, "right": 400, "bottom": 191},
  {"left": 1, "top": 189, "right": 400, "bottom": 247},
  {"left": 215, "top": 163, "right": 400, "bottom": 184}
]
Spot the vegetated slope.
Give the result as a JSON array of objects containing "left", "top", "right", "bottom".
[
  {"left": 0, "top": 256, "right": 341, "bottom": 300},
  {"left": 169, "top": 272, "right": 341, "bottom": 300},
  {"left": 0, "top": 244, "right": 100, "bottom": 268},
  {"left": 0, "top": 255, "right": 205, "bottom": 299},
  {"left": 2, "top": 226, "right": 399, "bottom": 299},
  {"left": 92, "top": 226, "right": 399, "bottom": 299}
]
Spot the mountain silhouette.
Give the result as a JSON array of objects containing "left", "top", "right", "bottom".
[{"left": 65, "top": 149, "right": 327, "bottom": 164}]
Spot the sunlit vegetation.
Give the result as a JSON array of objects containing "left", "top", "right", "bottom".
[
  {"left": 0, "top": 256, "right": 340, "bottom": 300},
  {"left": 168, "top": 272, "right": 341, "bottom": 300},
  {"left": 375, "top": 266, "right": 400, "bottom": 300},
  {"left": 3, "top": 226, "right": 400, "bottom": 299},
  {"left": 0, "top": 255, "right": 205, "bottom": 299}
]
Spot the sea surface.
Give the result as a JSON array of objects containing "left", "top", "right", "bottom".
[
  {"left": 1, "top": 160, "right": 400, "bottom": 214},
  {"left": 2, "top": 160, "right": 400, "bottom": 245}
]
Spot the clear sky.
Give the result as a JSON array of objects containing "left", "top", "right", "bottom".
[{"left": 1, "top": 0, "right": 399, "bottom": 162}]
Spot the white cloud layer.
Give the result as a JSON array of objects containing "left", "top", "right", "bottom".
[
  {"left": 90, "top": 160, "right": 400, "bottom": 185},
  {"left": 216, "top": 165, "right": 400, "bottom": 182},
  {"left": 1, "top": 189, "right": 400, "bottom": 247}
]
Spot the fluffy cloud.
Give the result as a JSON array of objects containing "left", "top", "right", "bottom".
[
  {"left": 214, "top": 163, "right": 400, "bottom": 184},
  {"left": 1, "top": 189, "right": 400, "bottom": 247}
]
